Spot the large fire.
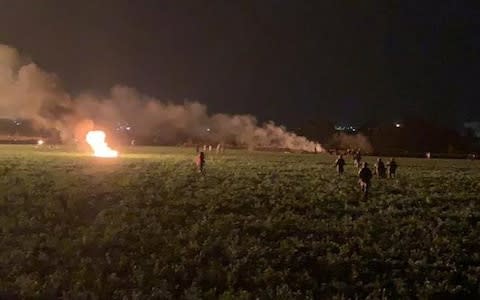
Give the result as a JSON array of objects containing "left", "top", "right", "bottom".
[{"left": 86, "top": 130, "right": 118, "bottom": 158}]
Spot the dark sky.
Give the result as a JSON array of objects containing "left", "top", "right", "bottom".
[{"left": 0, "top": 0, "right": 479, "bottom": 127}]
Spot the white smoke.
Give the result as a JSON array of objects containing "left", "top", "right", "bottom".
[{"left": 0, "top": 44, "right": 323, "bottom": 152}]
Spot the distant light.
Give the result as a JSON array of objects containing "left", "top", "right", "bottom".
[
  {"left": 206, "top": 128, "right": 211, "bottom": 132},
  {"left": 395, "top": 123, "right": 401, "bottom": 128},
  {"left": 37, "top": 139, "right": 44, "bottom": 145},
  {"left": 334, "top": 124, "right": 357, "bottom": 132},
  {"left": 126, "top": 126, "right": 131, "bottom": 131}
]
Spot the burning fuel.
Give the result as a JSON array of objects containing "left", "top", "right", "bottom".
[
  {"left": 86, "top": 130, "right": 118, "bottom": 158},
  {"left": 0, "top": 44, "right": 323, "bottom": 152}
]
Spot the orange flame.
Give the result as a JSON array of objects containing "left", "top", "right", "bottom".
[{"left": 86, "top": 130, "right": 118, "bottom": 158}]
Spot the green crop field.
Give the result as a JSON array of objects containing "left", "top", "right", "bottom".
[{"left": 1, "top": 145, "right": 480, "bottom": 299}]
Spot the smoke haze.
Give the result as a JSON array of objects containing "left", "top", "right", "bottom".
[
  {"left": 0, "top": 44, "right": 322, "bottom": 151},
  {"left": 329, "top": 133, "right": 373, "bottom": 153}
]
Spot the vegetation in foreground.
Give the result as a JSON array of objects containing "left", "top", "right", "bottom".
[{"left": 1, "top": 145, "right": 480, "bottom": 299}]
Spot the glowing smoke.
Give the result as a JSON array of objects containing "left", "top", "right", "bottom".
[{"left": 0, "top": 44, "right": 322, "bottom": 152}]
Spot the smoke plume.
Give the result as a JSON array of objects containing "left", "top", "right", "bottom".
[
  {"left": 0, "top": 44, "right": 322, "bottom": 152},
  {"left": 328, "top": 133, "right": 373, "bottom": 153}
]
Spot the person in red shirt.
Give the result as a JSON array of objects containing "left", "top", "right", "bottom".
[{"left": 196, "top": 151, "right": 206, "bottom": 175}]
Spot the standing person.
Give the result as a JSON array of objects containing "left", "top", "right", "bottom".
[
  {"left": 358, "top": 162, "right": 373, "bottom": 198},
  {"left": 349, "top": 149, "right": 354, "bottom": 161},
  {"left": 354, "top": 150, "right": 362, "bottom": 168},
  {"left": 196, "top": 151, "right": 206, "bottom": 175},
  {"left": 334, "top": 155, "right": 346, "bottom": 174},
  {"left": 375, "top": 158, "right": 386, "bottom": 178},
  {"left": 387, "top": 158, "right": 398, "bottom": 178},
  {"left": 195, "top": 144, "right": 200, "bottom": 153}
]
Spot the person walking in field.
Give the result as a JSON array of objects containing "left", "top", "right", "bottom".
[
  {"left": 196, "top": 151, "right": 206, "bottom": 175},
  {"left": 334, "top": 154, "right": 346, "bottom": 174},
  {"left": 375, "top": 158, "right": 386, "bottom": 178},
  {"left": 358, "top": 162, "right": 373, "bottom": 198},
  {"left": 353, "top": 150, "right": 362, "bottom": 168},
  {"left": 387, "top": 158, "right": 398, "bottom": 178}
]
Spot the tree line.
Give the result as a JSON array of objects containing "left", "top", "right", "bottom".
[{"left": 296, "top": 118, "right": 479, "bottom": 156}]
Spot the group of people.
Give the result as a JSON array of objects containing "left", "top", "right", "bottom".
[
  {"left": 196, "top": 144, "right": 225, "bottom": 154},
  {"left": 335, "top": 154, "right": 398, "bottom": 198},
  {"left": 194, "top": 147, "right": 399, "bottom": 196}
]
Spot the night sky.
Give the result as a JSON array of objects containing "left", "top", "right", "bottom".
[{"left": 0, "top": 0, "right": 479, "bottom": 127}]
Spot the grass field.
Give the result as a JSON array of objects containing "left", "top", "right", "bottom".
[{"left": 1, "top": 145, "right": 480, "bottom": 299}]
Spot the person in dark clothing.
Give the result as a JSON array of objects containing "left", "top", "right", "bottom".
[
  {"left": 375, "top": 158, "right": 386, "bottom": 178},
  {"left": 334, "top": 155, "right": 346, "bottom": 174},
  {"left": 358, "top": 162, "right": 373, "bottom": 198},
  {"left": 387, "top": 158, "right": 398, "bottom": 178},
  {"left": 196, "top": 151, "right": 206, "bottom": 175}
]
